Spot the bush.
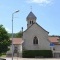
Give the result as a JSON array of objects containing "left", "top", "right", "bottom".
[{"left": 22, "top": 50, "right": 53, "bottom": 58}]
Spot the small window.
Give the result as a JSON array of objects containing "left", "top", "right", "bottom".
[
  {"left": 30, "top": 21, "right": 31, "bottom": 24},
  {"left": 32, "top": 21, "right": 33, "bottom": 24},
  {"left": 33, "top": 36, "right": 38, "bottom": 44}
]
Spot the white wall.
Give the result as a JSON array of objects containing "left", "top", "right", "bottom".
[
  {"left": 6, "top": 45, "right": 14, "bottom": 54},
  {"left": 6, "top": 44, "right": 22, "bottom": 55},
  {"left": 23, "top": 24, "right": 50, "bottom": 50},
  {"left": 54, "top": 45, "right": 60, "bottom": 51}
]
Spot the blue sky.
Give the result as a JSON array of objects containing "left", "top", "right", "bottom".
[{"left": 0, "top": 0, "right": 60, "bottom": 35}]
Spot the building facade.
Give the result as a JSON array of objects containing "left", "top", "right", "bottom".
[
  {"left": 23, "top": 11, "right": 50, "bottom": 50},
  {"left": 6, "top": 11, "right": 60, "bottom": 58},
  {"left": 6, "top": 38, "right": 23, "bottom": 57}
]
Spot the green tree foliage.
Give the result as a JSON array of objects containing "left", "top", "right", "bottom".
[
  {"left": 9, "top": 31, "right": 23, "bottom": 38},
  {"left": 8, "top": 33, "right": 16, "bottom": 38},
  {"left": 16, "top": 31, "right": 23, "bottom": 38},
  {"left": 0, "top": 25, "right": 11, "bottom": 56}
]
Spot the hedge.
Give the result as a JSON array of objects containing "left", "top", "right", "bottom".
[{"left": 22, "top": 50, "right": 53, "bottom": 58}]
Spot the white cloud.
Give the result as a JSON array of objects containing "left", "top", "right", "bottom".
[
  {"left": 5, "top": 28, "right": 11, "bottom": 33},
  {"left": 26, "top": 0, "right": 52, "bottom": 5}
]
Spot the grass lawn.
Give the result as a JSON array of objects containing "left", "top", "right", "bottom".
[{"left": 0, "top": 54, "right": 6, "bottom": 58}]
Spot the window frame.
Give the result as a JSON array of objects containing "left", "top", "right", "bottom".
[{"left": 33, "top": 36, "right": 38, "bottom": 45}]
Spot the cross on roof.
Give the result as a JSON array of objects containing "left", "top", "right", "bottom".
[{"left": 30, "top": 6, "right": 32, "bottom": 11}]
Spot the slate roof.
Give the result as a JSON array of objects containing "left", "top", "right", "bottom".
[{"left": 26, "top": 11, "right": 37, "bottom": 20}]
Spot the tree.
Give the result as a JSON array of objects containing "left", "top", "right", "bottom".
[
  {"left": 16, "top": 31, "right": 23, "bottom": 38},
  {"left": 0, "top": 25, "right": 11, "bottom": 56},
  {"left": 8, "top": 31, "right": 23, "bottom": 38},
  {"left": 8, "top": 33, "right": 17, "bottom": 38}
]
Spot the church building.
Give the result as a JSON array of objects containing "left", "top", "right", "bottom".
[
  {"left": 23, "top": 11, "right": 51, "bottom": 51},
  {"left": 22, "top": 11, "right": 60, "bottom": 58}
]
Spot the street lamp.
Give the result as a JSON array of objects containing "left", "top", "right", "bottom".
[{"left": 12, "top": 10, "right": 19, "bottom": 60}]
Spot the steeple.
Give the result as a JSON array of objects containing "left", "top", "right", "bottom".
[
  {"left": 26, "top": 11, "right": 37, "bottom": 28},
  {"left": 26, "top": 11, "right": 36, "bottom": 20}
]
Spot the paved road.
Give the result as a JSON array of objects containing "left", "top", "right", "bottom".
[
  {"left": 4, "top": 57, "right": 60, "bottom": 60},
  {"left": 1, "top": 57, "right": 60, "bottom": 60}
]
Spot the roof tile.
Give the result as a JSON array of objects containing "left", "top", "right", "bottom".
[{"left": 10, "top": 38, "right": 23, "bottom": 44}]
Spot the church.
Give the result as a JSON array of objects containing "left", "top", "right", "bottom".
[
  {"left": 23, "top": 11, "right": 50, "bottom": 50},
  {"left": 22, "top": 11, "right": 60, "bottom": 58},
  {"left": 6, "top": 11, "right": 60, "bottom": 58}
]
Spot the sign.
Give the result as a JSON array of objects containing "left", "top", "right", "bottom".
[{"left": 50, "top": 43, "right": 55, "bottom": 46}]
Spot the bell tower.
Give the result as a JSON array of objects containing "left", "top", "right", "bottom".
[{"left": 26, "top": 11, "right": 37, "bottom": 28}]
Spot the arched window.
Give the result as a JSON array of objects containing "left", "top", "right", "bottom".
[{"left": 33, "top": 36, "right": 38, "bottom": 44}]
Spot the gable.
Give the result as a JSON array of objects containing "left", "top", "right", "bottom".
[
  {"left": 36, "top": 23, "right": 49, "bottom": 33},
  {"left": 24, "top": 23, "right": 49, "bottom": 34},
  {"left": 23, "top": 23, "right": 50, "bottom": 50},
  {"left": 23, "top": 23, "right": 49, "bottom": 44}
]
